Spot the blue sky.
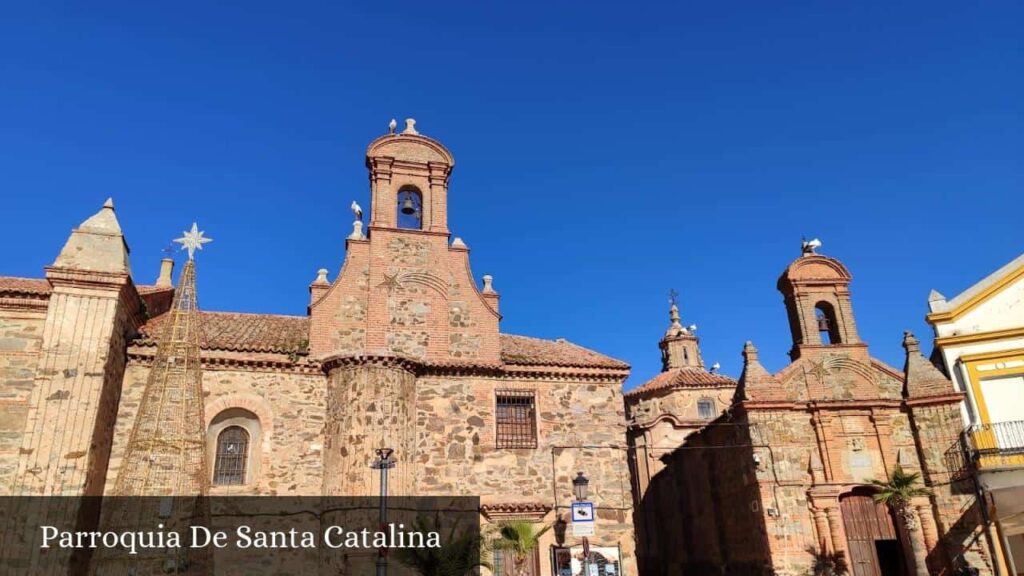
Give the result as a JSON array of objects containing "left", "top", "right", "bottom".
[{"left": 2, "top": 2, "right": 1021, "bottom": 388}]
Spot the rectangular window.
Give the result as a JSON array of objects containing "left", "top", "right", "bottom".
[
  {"left": 496, "top": 389, "right": 537, "bottom": 449},
  {"left": 697, "top": 399, "right": 716, "bottom": 420}
]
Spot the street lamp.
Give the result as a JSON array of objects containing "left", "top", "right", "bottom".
[
  {"left": 370, "top": 447, "right": 396, "bottom": 576},
  {"left": 572, "top": 472, "right": 589, "bottom": 501},
  {"left": 571, "top": 471, "right": 593, "bottom": 576}
]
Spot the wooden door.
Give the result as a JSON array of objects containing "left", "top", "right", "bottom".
[{"left": 840, "top": 492, "right": 906, "bottom": 576}]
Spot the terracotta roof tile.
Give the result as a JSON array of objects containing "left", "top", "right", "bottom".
[
  {"left": 137, "top": 311, "right": 310, "bottom": 354},
  {"left": 626, "top": 367, "right": 736, "bottom": 398},
  {"left": 136, "top": 313, "right": 627, "bottom": 369},
  {"left": 498, "top": 334, "right": 629, "bottom": 369},
  {"left": 0, "top": 276, "right": 51, "bottom": 296}
]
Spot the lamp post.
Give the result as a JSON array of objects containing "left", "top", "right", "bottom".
[
  {"left": 572, "top": 472, "right": 592, "bottom": 576},
  {"left": 371, "top": 447, "right": 396, "bottom": 576}
]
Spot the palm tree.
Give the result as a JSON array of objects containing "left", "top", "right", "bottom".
[
  {"left": 393, "top": 514, "right": 491, "bottom": 576},
  {"left": 870, "top": 465, "right": 934, "bottom": 576},
  {"left": 490, "top": 520, "right": 551, "bottom": 576}
]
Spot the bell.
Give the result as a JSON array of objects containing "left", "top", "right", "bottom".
[
  {"left": 817, "top": 316, "right": 831, "bottom": 332},
  {"left": 401, "top": 195, "right": 416, "bottom": 215}
]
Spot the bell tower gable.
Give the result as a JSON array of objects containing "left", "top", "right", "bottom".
[
  {"left": 777, "top": 242, "right": 861, "bottom": 359},
  {"left": 365, "top": 119, "right": 454, "bottom": 233}
]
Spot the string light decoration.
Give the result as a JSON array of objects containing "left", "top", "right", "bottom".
[{"left": 90, "top": 225, "right": 213, "bottom": 575}]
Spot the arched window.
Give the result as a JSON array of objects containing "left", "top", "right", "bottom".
[
  {"left": 814, "top": 302, "right": 841, "bottom": 345},
  {"left": 213, "top": 426, "right": 249, "bottom": 486},
  {"left": 397, "top": 187, "right": 423, "bottom": 229}
]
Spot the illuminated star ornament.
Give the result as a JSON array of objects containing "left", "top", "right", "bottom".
[{"left": 174, "top": 222, "right": 213, "bottom": 260}]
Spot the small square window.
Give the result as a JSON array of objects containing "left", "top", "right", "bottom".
[
  {"left": 496, "top": 390, "right": 537, "bottom": 449},
  {"left": 697, "top": 399, "right": 716, "bottom": 420}
]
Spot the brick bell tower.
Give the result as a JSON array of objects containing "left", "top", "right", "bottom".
[
  {"left": 777, "top": 240, "right": 862, "bottom": 360},
  {"left": 310, "top": 120, "right": 502, "bottom": 496}
]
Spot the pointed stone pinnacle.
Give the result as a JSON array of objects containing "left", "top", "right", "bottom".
[
  {"left": 743, "top": 341, "right": 759, "bottom": 362},
  {"left": 902, "top": 330, "right": 920, "bottom": 353},
  {"left": 103, "top": 197, "right": 114, "bottom": 209}
]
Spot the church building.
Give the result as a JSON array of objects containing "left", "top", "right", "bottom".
[
  {"left": 0, "top": 121, "right": 637, "bottom": 575},
  {"left": 626, "top": 243, "right": 996, "bottom": 576}
]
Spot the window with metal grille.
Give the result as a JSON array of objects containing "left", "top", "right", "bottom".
[
  {"left": 496, "top": 390, "right": 537, "bottom": 449},
  {"left": 697, "top": 399, "right": 716, "bottom": 420},
  {"left": 213, "top": 426, "right": 249, "bottom": 485}
]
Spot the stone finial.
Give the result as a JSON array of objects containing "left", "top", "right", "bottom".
[
  {"left": 902, "top": 330, "right": 920, "bottom": 353},
  {"left": 742, "top": 341, "right": 759, "bottom": 363},
  {"left": 903, "top": 329, "right": 953, "bottom": 398},
  {"left": 451, "top": 237, "right": 467, "bottom": 248},
  {"left": 103, "top": 197, "right": 114, "bottom": 209},
  {"left": 155, "top": 258, "right": 175, "bottom": 287},
  {"left": 314, "top": 268, "right": 329, "bottom": 285},
  {"left": 402, "top": 118, "right": 419, "bottom": 135},
  {"left": 737, "top": 340, "right": 784, "bottom": 402},
  {"left": 482, "top": 274, "right": 495, "bottom": 294},
  {"left": 669, "top": 303, "right": 681, "bottom": 325},
  {"left": 348, "top": 220, "right": 365, "bottom": 240}
]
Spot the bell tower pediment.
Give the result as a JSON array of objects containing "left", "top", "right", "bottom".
[
  {"left": 778, "top": 244, "right": 861, "bottom": 359},
  {"left": 308, "top": 121, "right": 500, "bottom": 363},
  {"left": 365, "top": 121, "right": 454, "bottom": 234}
]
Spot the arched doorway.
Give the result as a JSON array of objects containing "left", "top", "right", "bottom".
[{"left": 840, "top": 489, "right": 909, "bottom": 576}]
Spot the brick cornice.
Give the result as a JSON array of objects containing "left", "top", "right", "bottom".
[
  {"left": 44, "top": 266, "right": 131, "bottom": 289},
  {"left": 321, "top": 353, "right": 422, "bottom": 375},
  {"left": 131, "top": 347, "right": 628, "bottom": 382},
  {"left": 366, "top": 225, "right": 451, "bottom": 239},
  {"left": 128, "top": 348, "right": 321, "bottom": 375},
  {"left": 904, "top": 391, "right": 965, "bottom": 407},
  {"left": 0, "top": 295, "right": 49, "bottom": 312}
]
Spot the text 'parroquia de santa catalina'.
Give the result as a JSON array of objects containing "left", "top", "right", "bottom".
[{"left": 0, "top": 121, "right": 1011, "bottom": 576}]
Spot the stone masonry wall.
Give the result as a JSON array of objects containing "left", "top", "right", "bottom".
[
  {"left": 109, "top": 359, "right": 326, "bottom": 496},
  {"left": 415, "top": 373, "right": 637, "bottom": 576},
  {"left": 0, "top": 307, "right": 46, "bottom": 493},
  {"left": 910, "top": 402, "right": 996, "bottom": 575}
]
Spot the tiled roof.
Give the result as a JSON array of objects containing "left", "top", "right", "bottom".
[
  {"left": 626, "top": 367, "right": 736, "bottom": 398},
  {"left": 499, "top": 334, "right": 629, "bottom": 369},
  {"left": 137, "top": 311, "right": 310, "bottom": 354},
  {"left": 0, "top": 276, "right": 51, "bottom": 295},
  {"left": 136, "top": 312, "right": 627, "bottom": 369}
]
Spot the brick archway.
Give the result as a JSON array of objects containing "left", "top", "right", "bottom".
[{"left": 205, "top": 394, "right": 275, "bottom": 447}]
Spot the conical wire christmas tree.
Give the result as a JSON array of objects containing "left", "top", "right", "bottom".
[{"left": 90, "top": 223, "right": 214, "bottom": 576}]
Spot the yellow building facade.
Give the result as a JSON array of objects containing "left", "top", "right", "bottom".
[{"left": 928, "top": 252, "right": 1024, "bottom": 576}]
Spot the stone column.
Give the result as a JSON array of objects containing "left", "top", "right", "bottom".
[
  {"left": 369, "top": 157, "right": 394, "bottom": 228},
  {"left": 812, "top": 507, "right": 832, "bottom": 552},
  {"left": 427, "top": 162, "right": 449, "bottom": 233},
  {"left": 826, "top": 506, "right": 848, "bottom": 561},
  {"left": 915, "top": 499, "right": 939, "bottom": 552},
  {"left": 322, "top": 356, "right": 418, "bottom": 496}
]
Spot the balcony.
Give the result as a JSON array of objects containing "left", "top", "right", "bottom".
[{"left": 966, "top": 420, "right": 1024, "bottom": 470}]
